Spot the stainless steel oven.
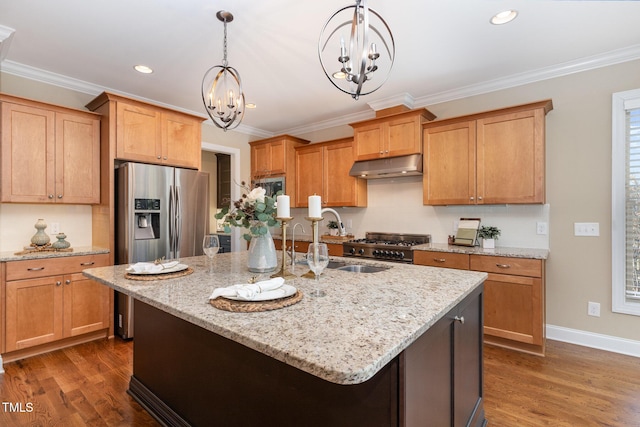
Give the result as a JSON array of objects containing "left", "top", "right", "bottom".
[{"left": 252, "top": 176, "right": 284, "bottom": 197}]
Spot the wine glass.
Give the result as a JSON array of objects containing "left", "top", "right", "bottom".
[
  {"left": 202, "top": 234, "right": 220, "bottom": 273},
  {"left": 306, "top": 243, "right": 329, "bottom": 297}
]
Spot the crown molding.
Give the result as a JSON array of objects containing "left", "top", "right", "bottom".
[
  {"left": 0, "top": 25, "right": 15, "bottom": 62},
  {"left": 367, "top": 93, "right": 415, "bottom": 111},
  {"left": 3, "top": 43, "right": 640, "bottom": 137},
  {"left": 414, "top": 43, "right": 640, "bottom": 107}
]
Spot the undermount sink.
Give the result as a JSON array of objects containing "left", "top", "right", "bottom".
[
  {"left": 336, "top": 264, "right": 390, "bottom": 274},
  {"left": 296, "top": 260, "right": 347, "bottom": 269}
]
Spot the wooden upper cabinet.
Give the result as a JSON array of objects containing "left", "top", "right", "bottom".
[
  {"left": 250, "top": 135, "right": 307, "bottom": 179},
  {"left": 88, "top": 92, "right": 205, "bottom": 170},
  {"left": 295, "top": 138, "right": 367, "bottom": 207},
  {"left": 115, "top": 101, "right": 161, "bottom": 163},
  {"left": 423, "top": 100, "right": 552, "bottom": 206},
  {"left": 350, "top": 108, "right": 436, "bottom": 161},
  {"left": 0, "top": 94, "right": 100, "bottom": 204}
]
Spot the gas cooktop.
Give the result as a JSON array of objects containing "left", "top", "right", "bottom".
[{"left": 343, "top": 232, "right": 431, "bottom": 263}]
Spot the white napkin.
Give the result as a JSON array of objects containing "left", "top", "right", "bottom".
[
  {"left": 126, "top": 260, "right": 180, "bottom": 274},
  {"left": 209, "top": 277, "right": 285, "bottom": 301}
]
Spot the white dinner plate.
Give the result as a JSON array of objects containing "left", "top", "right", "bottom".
[
  {"left": 224, "top": 284, "right": 297, "bottom": 302},
  {"left": 127, "top": 263, "right": 189, "bottom": 275}
]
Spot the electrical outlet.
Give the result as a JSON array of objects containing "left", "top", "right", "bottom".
[
  {"left": 587, "top": 301, "right": 600, "bottom": 317},
  {"left": 50, "top": 222, "right": 60, "bottom": 234},
  {"left": 536, "top": 222, "right": 548, "bottom": 235},
  {"left": 574, "top": 222, "right": 600, "bottom": 237}
]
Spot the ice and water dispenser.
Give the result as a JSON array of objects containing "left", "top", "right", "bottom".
[{"left": 134, "top": 198, "right": 160, "bottom": 240}]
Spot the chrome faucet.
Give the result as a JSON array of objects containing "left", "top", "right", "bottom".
[
  {"left": 290, "top": 223, "right": 305, "bottom": 266},
  {"left": 320, "top": 207, "right": 347, "bottom": 236}
]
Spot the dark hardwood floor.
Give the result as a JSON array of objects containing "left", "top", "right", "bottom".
[{"left": 0, "top": 337, "right": 638, "bottom": 426}]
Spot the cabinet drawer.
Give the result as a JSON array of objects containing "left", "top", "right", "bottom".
[
  {"left": 470, "top": 255, "right": 541, "bottom": 278},
  {"left": 414, "top": 251, "right": 469, "bottom": 269},
  {"left": 6, "top": 254, "right": 109, "bottom": 281}
]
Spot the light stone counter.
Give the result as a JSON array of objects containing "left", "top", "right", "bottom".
[
  {"left": 414, "top": 242, "right": 549, "bottom": 260},
  {"left": 0, "top": 246, "right": 110, "bottom": 262},
  {"left": 83, "top": 252, "right": 486, "bottom": 385}
]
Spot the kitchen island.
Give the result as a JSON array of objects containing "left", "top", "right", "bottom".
[{"left": 83, "top": 253, "right": 487, "bottom": 427}]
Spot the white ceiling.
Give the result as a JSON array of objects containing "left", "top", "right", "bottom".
[{"left": 1, "top": 0, "right": 640, "bottom": 137}]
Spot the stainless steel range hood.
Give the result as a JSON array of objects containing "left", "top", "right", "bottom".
[{"left": 349, "top": 154, "right": 423, "bottom": 179}]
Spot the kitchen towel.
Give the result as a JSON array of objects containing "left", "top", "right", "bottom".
[
  {"left": 209, "top": 277, "right": 285, "bottom": 301},
  {"left": 126, "top": 261, "right": 180, "bottom": 274}
]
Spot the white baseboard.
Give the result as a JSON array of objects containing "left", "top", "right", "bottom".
[{"left": 546, "top": 324, "right": 640, "bottom": 358}]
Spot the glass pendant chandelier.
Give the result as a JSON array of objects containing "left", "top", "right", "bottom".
[
  {"left": 201, "top": 11, "right": 245, "bottom": 131},
  {"left": 318, "top": 0, "right": 395, "bottom": 100}
]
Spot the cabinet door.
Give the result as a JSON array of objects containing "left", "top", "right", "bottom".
[
  {"left": 116, "top": 101, "right": 161, "bottom": 163},
  {"left": 1, "top": 102, "right": 56, "bottom": 203},
  {"left": 269, "top": 140, "right": 286, "bottom": 175},
  {"left": 423, "top": 121, "right": 476, "bottom": 205},
  {"left": 5, "top": 276, "right": 64, "bottom": 351},
  {"left": 483, "top": 273, "right": 543, "bottom": 346},
  {"left": 63, "top": 272, "right": 110, "bottom": 337},
  {"left": 387, "top": 115, "right": 421, "bottom": 157},
  {"left": 55, "top": 112, "right": 101, "bottom": 203},
  {"left": 476, "top": 109, "right": 545, "bottom": 204},
  {"left": 453, "top": 287, "right": 483, "bottom": 427},
  {"left": 295, "top": 145, "right": 323, "bottom": 207},
  {"left": 353, "top": 122, "right": 384, "bottom": 160},
  {"left": 252, "top": 143, "right": 272, "bottom": 177},
  {"left": 161, "top": 111, "right": 201, "bottom": 169},
  {"left": 324, "top": 141, "right": 362, "bottom": 206}
]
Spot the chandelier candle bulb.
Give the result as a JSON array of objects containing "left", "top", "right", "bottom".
[
  {"left": 276, "top": 195, "right": 290, "bottom": 218},
  {"left": 309, "top": 195, "right": 322, "bottom": 218}
]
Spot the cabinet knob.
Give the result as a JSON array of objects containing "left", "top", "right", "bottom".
[
  {"left": 470, "top": 196, "right": 474, "bottom": 201},
  {"left": 478, "top": 196, "right": 483, "bottom": 201},
  {"left": 57, "top": 194, "right": 63, "bottom": 199},
  {"left": 48, "top": 194, "right": 54, "bottom": 199},
  {"left": 379, "top": 151, "right": 384, "bottom": 155},
  {"left": 163, "top": 156, "right": 167, "bottom": 160},
  {"left": 157, "top": 155, "right": 162, "bottom": 159},
  {"left": 385, "top": 150, "right": 389, "bottom": 153},
  {"left": 65, "top": 279, "right": 71, "bottom": 285},
  {"left": 454, "top": 315, "right": 465, "bottom": 324},
  {"left": 56, "top": 281, "right": 62, "bottom": 286}
]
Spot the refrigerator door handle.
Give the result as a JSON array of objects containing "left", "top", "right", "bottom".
[
  {"left": 169, "top": 184, "right": 176, "bottom": 258},
  {"left": 175, "top": 186, "right": 182, "bottom": 259}
]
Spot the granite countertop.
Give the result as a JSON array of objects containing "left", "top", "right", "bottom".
[
  {"left": 0, "top": 246, "right": 110, "bottom": 262},
  {"left": 414, "top": 243, "right": 549, "bottom": 260},
  {"left": 83, "top": 252, "right": 486, "bottom": 385}
]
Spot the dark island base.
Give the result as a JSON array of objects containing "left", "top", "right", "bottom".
[{"left": 129, "top": 286, "right": 486, "bottom": 427}]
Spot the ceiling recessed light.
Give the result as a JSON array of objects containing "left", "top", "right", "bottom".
[
  {"left": 134, "top": 64, "right": 153, "bottom": 74},
  {"left": 490, "top": 10, "right": 518, "bottom": 25}
]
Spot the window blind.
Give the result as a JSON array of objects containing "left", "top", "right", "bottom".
[{"left": 625, "top": 107, "right": 640, "bottom": 300}]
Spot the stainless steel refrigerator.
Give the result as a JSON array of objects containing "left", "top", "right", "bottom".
[{"left": 115, "top": 162, "right": 209, "bottom": 338}]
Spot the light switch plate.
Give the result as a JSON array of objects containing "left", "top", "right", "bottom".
[
  {"left": 574, "top": 222, "right": 599, "bottom": 236},
  {"left": 50, "top": 222, "right": 60, "bottom": 234}
]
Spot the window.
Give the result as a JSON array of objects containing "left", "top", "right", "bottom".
[{"left": 612, "top": 88, "right": 640, "bottom": 315}]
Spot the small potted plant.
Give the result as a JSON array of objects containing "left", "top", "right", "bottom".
[
  {"left": 478, "top": 226, "right": 500, "bottom": 249},
  {"left": 327, "top": 220, "right": 340, "bottom": 236}
]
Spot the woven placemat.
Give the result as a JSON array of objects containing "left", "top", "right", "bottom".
[
  {"left": 210, "top": 290, "right": 303, "bottom": 312},
  {"left": 125, "top": 267, "right": 194, "bottom": 281}
]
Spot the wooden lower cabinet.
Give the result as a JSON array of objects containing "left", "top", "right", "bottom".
[
  {"left": 414, "top": 251, "right": 545, "bottom": 355},
  {"left": 3, "top": 254, "right": 110, "bottom": 359},
  {"left": 274, "top": 239, "right": 343, "bottom": 257}
]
